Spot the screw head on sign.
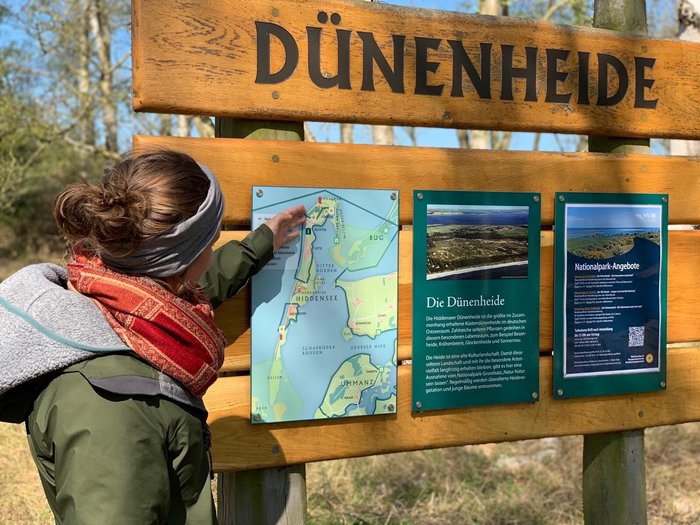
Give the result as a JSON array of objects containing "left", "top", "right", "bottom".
[
  {"left": 253, "top": 413, "right": 261, "bottom": 422},
  {"left": 557, "top": 388, "right": 564, "bottom": 396},
  {"left": 391, "top": 192, "right": 397, "bottom": 201},
  {"left": 256, "top": 189, "right": 264, "bottom": 198},
  {"left": 416, "top": 193, "right": 424, "bottom": 200},
  {"left": 388, "top": 404, "right": 395, "bottom": 412},
  {"left": 662, "top": 196, "right": 667, "bottom": 203},
  {"left": 415, "top": 401, "right": 423, "bottom": 409},
  {"left": 533, "top": 195, "right": 540, "bottom": 203},
  {"left": 532, "top": 392, "right": 538, "bottom": 399},
  {"left": 559, "top": 195, "right": 565, "bottom": 202},
  {"left": 660, "top": 382, "right": 666, "bottom": 388}
]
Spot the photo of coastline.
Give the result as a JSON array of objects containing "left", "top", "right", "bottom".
[
  {"left": 566, "top": 205, "right": 661, "bottom": 259},
  {"left": 426, "top": 205, "right": 529, "bottom": 280}
]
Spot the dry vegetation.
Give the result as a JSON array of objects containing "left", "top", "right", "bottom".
[
  {"left": 567, "top": 232, "right": 661, "bottom": 259},
  {"left": 427, "top": 225, "right": 529, "bottom": 275},
  {"left": 2, "top": 422, "right": 699, "bottom": 524}
]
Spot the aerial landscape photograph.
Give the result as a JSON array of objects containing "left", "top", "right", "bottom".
[
  {"left": 426, "top": 205, "right": 530, "bottom": 280},
  {"left": 566, "top": 205, "right": 662, "bottom": 259}
]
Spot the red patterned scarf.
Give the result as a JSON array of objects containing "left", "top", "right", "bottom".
[{"left": 67, "top": 251, "right": 226, "bottom": 397}]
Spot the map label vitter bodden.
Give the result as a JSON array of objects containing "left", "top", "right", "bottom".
[{"left": 251, "top": 187, "right": 399, "bottom": 423}]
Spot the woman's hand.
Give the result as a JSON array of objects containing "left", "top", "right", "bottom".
[{"left": 264, "top": 204, "right": 307, "bottom": 251}]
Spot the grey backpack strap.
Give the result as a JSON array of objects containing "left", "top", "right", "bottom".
[{"left": 85, "top": 373, "right": 207, "bottom": 417}]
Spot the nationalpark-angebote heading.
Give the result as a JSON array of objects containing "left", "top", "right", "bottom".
[{"left": 575, "top": 262, "right": 641, "bottom": 271}]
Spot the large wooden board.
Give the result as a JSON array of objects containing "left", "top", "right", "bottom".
[
  {"left": 214, "top": 230, "right": 700, "bottom": 372},
  {"left": 133, "top": 136, "right": 700, "bottom": 226},
  {"left": 132, "top": 0, "right": 700, "bottom": 139},
  {"left": 204, "top": 347, "right": 700, "bottom": 471}
]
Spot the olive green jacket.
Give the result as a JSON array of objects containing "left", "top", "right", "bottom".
[{"left": 22, "top": 226, "right": 274, "bottom": 525}]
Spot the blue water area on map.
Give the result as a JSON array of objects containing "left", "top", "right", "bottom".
[
  {"left": 251, "top": 187, "right": 399, "bottom": 422},
  {"left": 427, "top": 209, "right": 528, "bottom": 226}
]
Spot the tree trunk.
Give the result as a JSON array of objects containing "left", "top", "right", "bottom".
[
  {"left": 78, "top": 0, "right": 94, "bottom": 158},
  {"left": 159, "top": 115, "right": 172, "bottom": 137},
  {"left": 178, "top": 115, "right": 190, "bottom": 137},
  {"left": 193, "top": 116, "right": 215, "bottom": 138},
  {"left": 88, "top": 0, "right": 118, "bottom": 153},
  {"left": 466, "top": 0, "right": 502, "bottom": 150},
  {"left": 670, "top": 0, "right": 700, "bottom": 155},
  {"left": 457, "top": 129, "right": 470, "bottom": 149},
  {"left": 372, "top": 125, "right": 394, "bottom": 145},
  {"left": 340, "top": 123, "right": 353, "bottom": 143}
]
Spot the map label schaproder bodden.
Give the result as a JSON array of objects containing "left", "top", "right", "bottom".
[{"left": 251, "top": 187, "right": 399, "bottom": 423}]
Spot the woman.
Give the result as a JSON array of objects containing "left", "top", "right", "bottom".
[{"left": 0, "top": 150, "right": 305, "bottom": 524}]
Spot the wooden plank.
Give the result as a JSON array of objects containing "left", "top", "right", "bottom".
[
  {"left": 133, "top": 136, "right": 700, "bottom": 227},
  {"left": 132, "top": 0, "right": 700, "bottom": 139},
  {"left": 204, "top": 346, "right": 700, "bottom": 471},
  {"left": 214, "top": 230, "right": 700, "bottom": 372}
]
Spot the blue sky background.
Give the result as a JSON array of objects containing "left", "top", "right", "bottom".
[{"left": 567, "top": 204, "right": 662, "bottom": 229}]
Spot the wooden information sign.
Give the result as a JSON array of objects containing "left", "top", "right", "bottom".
[{"left": 133, "top": 0, "right": 700, "bottom": 138}]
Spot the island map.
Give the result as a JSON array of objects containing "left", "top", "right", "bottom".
[{"left": 251, "top": 187, "right": 399, "bottom": 423}]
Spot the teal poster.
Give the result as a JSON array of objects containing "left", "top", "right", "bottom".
[
  {"left": 250, "top": 187, "right": 399, "bottom": 423},
  {"left": 553, "top": 193, "right": 668, "bottom": 399},
  {"left": 412, "top": 191, "right": 541, "bottom": 412}
]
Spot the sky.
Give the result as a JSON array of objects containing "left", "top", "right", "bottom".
[{"left": 567, "top": 204, "right": 662, "bottom": 229}]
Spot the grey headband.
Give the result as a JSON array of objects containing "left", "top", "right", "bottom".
[{"left": 101, "top": 163, "right": 224, "bottom": 278}]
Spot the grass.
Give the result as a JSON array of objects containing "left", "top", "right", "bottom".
[
  {"left": 0, "top": 424, "right": 54, "bottom": 524},
  {"left": 2, "top": 422, "right": 698, "bottom": 524}
]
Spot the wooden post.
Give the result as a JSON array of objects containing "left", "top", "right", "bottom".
[
  {"left": 583, "top": 1, "right": 649, "bottom": 524},
  {"left": 583, "top": 431, "right": 647, "bottom": 524},
  {"left": 215, "top": 117, "right": 306, "bottom": 525}
]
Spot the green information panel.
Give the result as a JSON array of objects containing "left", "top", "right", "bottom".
[
  {"left": 412, "top": 191, "right": 541, "bottom": 412},
  {"left": 553, "top": 193, "right": 668, "bottom": 399}
]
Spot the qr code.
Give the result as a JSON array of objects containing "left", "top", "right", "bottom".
[{"left": 628, "top": 326, "right": 645, "bottom": 347}]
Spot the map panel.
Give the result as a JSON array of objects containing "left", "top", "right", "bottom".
[{"left": 251, "top": 187, "right": 399, "bottom": 423}]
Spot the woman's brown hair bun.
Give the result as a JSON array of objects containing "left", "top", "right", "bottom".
[{"left": 53, "top": 149, "right": 210, "bottom": 258}]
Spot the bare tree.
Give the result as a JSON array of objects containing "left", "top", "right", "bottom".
[
  {"left": 193, "top": 116, "right": 215, "bottom": 138},
  {"left": 77, "top": 0, "right": 94, "bottom": 157},
  {"left": 372, "top": 125, "right": 395, "bottom": 145},
  {"left": 670, "top": 0, "right": 700, "bottom": 155},
  {"left": 88, "top": 0, "right": 118, "bottom": 153},
  {"left": 340, "top": 123, "right": 354, "bottom": 143},
  {"left": 461, "top": 0, "right": 502, "bottom": 150}
]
